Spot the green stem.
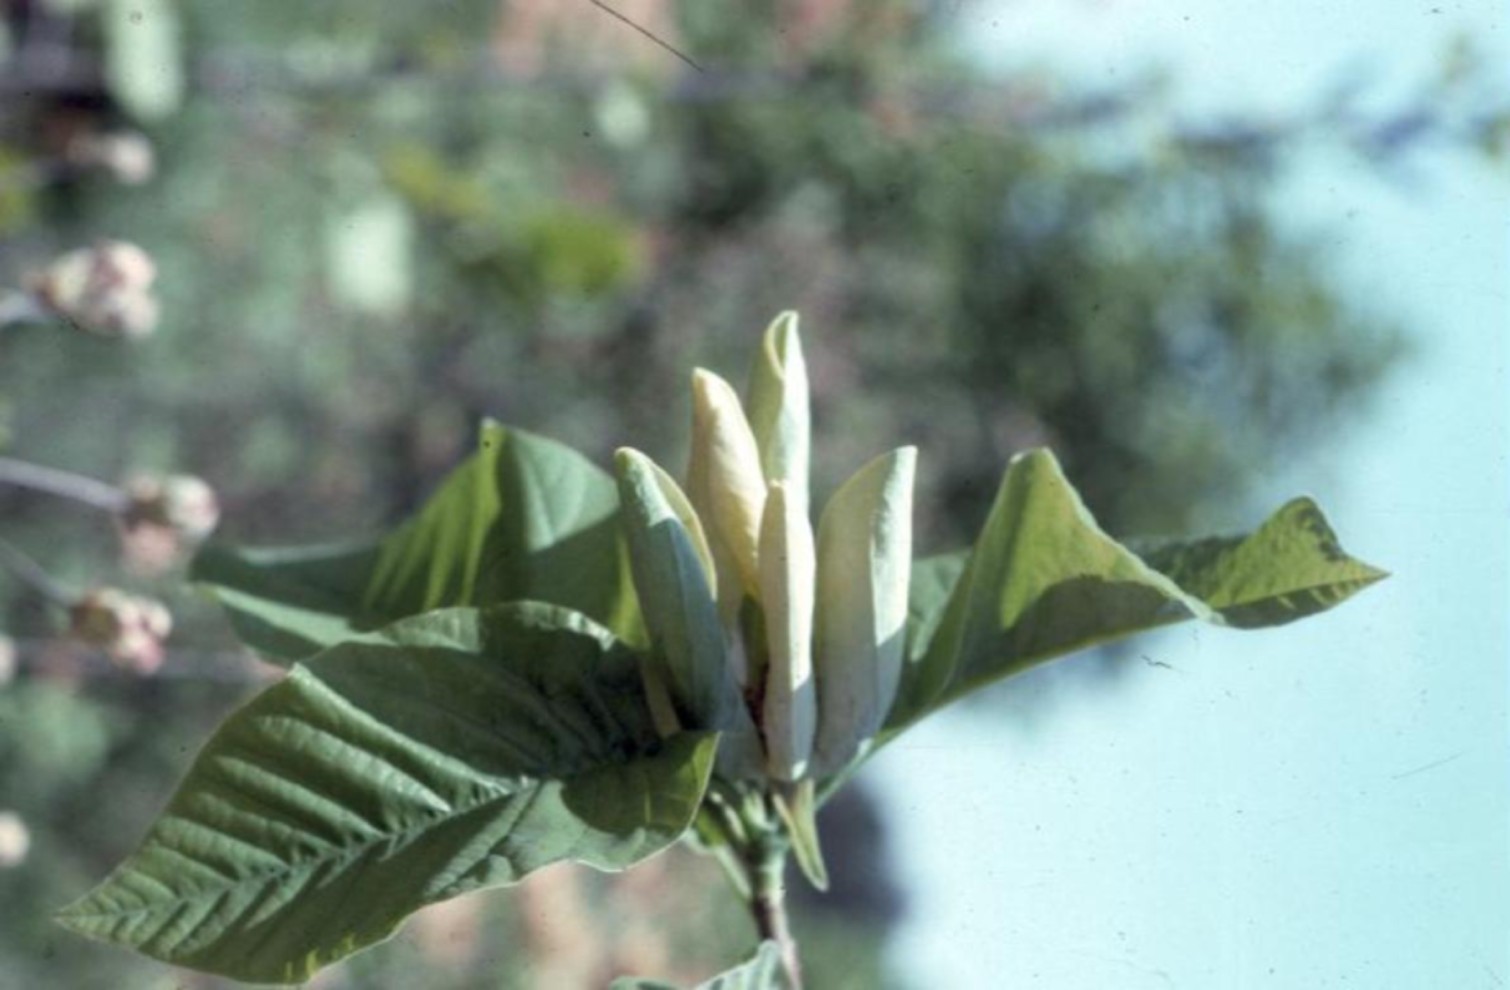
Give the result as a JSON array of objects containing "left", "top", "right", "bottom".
[
  {"left": 696, "top": 803, "right": 752, "bottom": 901},
  {"left": 746, "top": 838, "right": 802, "bottom": 989}
]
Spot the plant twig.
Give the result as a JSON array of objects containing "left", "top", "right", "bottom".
[
  {"left": 0, "top": 456, "right": 130, "bottom": 513},
  {"left": 0, "top": 535, "right": 72, "bottom": 605},
  {"left": 746, "top": 837, "right": 802, "bottom": 989},
  {"left": 0, "top": 290, "right": 46, "bottom": 328}
]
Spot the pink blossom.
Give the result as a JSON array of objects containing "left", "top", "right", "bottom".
[
  {"left": 68, "top": 588, "right": 173, "bottom": 674},
  {"left": 118, "top": 474, "right": 220, "bottom": 575},
  {"left": 26, "top": 240, "right": 160, "bottom": 339}
]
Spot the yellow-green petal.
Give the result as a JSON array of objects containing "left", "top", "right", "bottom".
[
  {"left": 614, "top": 447, "right": 727, "bottom": 731},
  {"left": 688, "top": 368, "right": 768, "bottom": 599},
  {"left": 813, "top": 447, "right": 916, "bottom": 777},
  {"left": 746, "top": 311, "right": 811, "bottom": 511},
  {"left": 759, "top": 481, "right": 817, "bottom": 781}
]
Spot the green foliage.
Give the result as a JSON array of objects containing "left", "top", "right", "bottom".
[
  {"left": 191, "top": 422, "right": 641, "bottom": 663},
  {"left": 0, "top": 3, "right": 1429, "bottom": 987},
  {"left": 58, "top": 604, "right": 718, "bottom": 983},
  {"left": 888, "top": 449, "right": 1385, "bottom": 734},
  {"left": 520, "top": 207, "right": 644, "bottom": 297},
  {"left": 76, "top": 327, "right": 1383, "bottom": 983},
  {"left": 0, "top": 145, "right": 35, "bottom": 234}
]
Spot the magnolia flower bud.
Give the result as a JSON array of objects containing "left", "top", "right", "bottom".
[
  {"left": 813, "top": 447, "right": 916, "bottom": 776},
  {"left": 759, "top": 481, "right": 817, "bottom": 781},
  {"left": 68, "top": 587, "right": 172, "bottom": 674},
  {"left": 614, "top": 448, "right": 727, "bottom": 734},
  {"left": 746, "top": 311, "right": 811, "bottom": 511},
  {"left": 25, "top": 240, "right": 159, "bottom": 339},
  {"left": 687, "top": 369, "right": 768, "bottom": 599}
]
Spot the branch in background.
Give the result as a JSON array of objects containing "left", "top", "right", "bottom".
[
  {"left": 0, "top": 457, "right": 130, "bottom": 514},
  {"left": 0, "top": 534, "right": 72, "bottom": 606},
  {"left": 0, "top": 291, "right": 47, "bottom": 328},
  {"left": 0, "top": 37, "right": 1500, "bottom": 169},
  {"left": 0, "top": 537, "right": 174, "bottom": 675},
  {"left": 1, "top": 633, "right": 272, "bottom": 684},
  {"left": 0, "top": 458, "right": 221, "bottom": 577}
]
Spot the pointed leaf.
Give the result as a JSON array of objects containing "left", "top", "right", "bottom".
[
  {"left": 192, "top": 422, "right": 639, "bottom": 663},
  {"left": 773, "top": 779, "right": 828, "bottom": 892},
  {"left": 888, "top": 449, "right": 1384, "bottom": 732},
  {"left": 1127, "top": 497, "right": 1389, "bottom": 628},
  {"left": 905, "top": 551, "right": 967, "bottom": 665},
  {"left": 191, "top": 539, "right": 386, "bottom": 661},
  {"left": 57, "top": 604, "right": 716, "bottom": 984}
]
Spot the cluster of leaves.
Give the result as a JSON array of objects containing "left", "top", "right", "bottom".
[
  {"left": 55, "top": 381, "right": 1383, "bottom": 985},
  {"left": 0, "top": 0, "right": 1464, "bottom": 985}
]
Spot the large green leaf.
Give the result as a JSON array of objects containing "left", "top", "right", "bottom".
[
  {"left": 612, "top": 940, "right": 786, "bottom": 990},
  {"left": 57, "top": 604, "right": 717, "bottom": 984},
  {"left": 190, "top": 539, "right": 386, "bottom": 661},
  {"left": 889, "top": 448, "right": 1385, "bottom": 731},
  {"left": 192, "top": 421, "right": 641, "bottom": 663},
  {"left": 1126, "top": 497, "right": 1388, "bottom": 628},
  {"left": 904, "top": 553, "right": 966, "bottom": 665}
]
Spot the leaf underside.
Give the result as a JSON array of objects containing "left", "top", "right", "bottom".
[
  {"left": 891, "top": 448, "right": 1386, "bottom": 732},
  {"left": 191, "top": 421, "right": 641, "bottom": 664},
  {"left": 57, "top": 604, "right": 716, "bottom": 984}
]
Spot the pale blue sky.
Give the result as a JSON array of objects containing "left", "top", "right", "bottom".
[{"left": 872, "top": 2, "right": 1508, "bottom": 987}]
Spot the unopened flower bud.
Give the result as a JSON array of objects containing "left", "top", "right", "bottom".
[
  {"left": 615, "top": 448, "right": 726, "bottom": 734},
  {"left": 0, "top": 811, "right": 29, "bottom": 868},
  {"left": 687, "top": 369, "right": 768, "bottom": 599},
  {"left": 746, "top": 311, "right": 811, "bottom": 511},
  {"left": 118, "top": 474, "right": 219, "bottom": 575},
  {"left": 813, "top": 447, "right": 916, "bottom": 776},
  {"left": 68, "top": 587, "right": 172, "bottom": 674},
  {"left": 123, "top": 473, "right": 220, "bottom": 541},
  {"left": 759, "top": 481, "right": 817, "bottom": 781},
  {"left": 26, "top": 240, "right": 159, "bottom": 339}
]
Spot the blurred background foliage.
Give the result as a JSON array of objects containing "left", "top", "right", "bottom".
[{"left": 0, "top": 0, "right": 1498, "bottom": 986}]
